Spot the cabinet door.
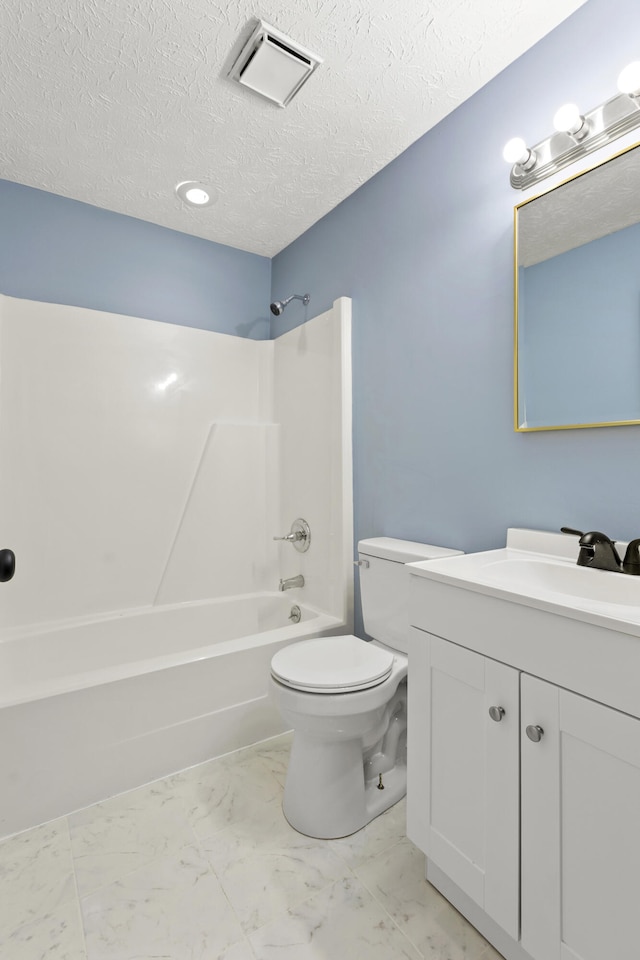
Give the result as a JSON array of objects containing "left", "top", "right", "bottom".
[
  {"left": 521, "top": 674, "right": 640, "bottom": 960},
  {"left": 408, "top": 631, "right": 520, "bottom": 938}
]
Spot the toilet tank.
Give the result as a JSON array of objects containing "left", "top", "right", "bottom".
[{"left": 358, "top": 538, "right": 462, "bottom": 653}]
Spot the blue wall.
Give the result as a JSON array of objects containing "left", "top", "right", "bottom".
[
  {"left": 0, "top": 180, "right": 272, "bottom": 339},
  {"left": 4, "top": 0, "right": 640, "bottom": 640},
  {"left": 519, "top": 222, "right": 640, "bottom": 427},
  {"left": 272, "top": 0, "right": 640, "bottom": 635}
]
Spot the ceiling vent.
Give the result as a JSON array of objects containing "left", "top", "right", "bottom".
[{"left": 227, "top": 20, "right": 323, "bottom": 108}]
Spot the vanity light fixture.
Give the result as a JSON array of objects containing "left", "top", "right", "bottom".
[
  {"left": 175, "top": 181, "right": 216, "bottom": 207},
  {"left": 504, "top": 61, "right": 640, "bottom": 189}
]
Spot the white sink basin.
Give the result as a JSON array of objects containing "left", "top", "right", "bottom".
[
  {"left": 408, "top": 528, "right": 640, "bottom": 629},
  {"left": 479, "top": 555, "right": 640, "bottom": 606}
]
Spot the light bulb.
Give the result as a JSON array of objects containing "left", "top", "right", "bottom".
[
  {"left": 553, "top": 103, "right": 581, "bottom": 133},
  {"left": 618, "top": 61, "right": 640, "bottom": 97},
  {"left": 503, "top": 137, "right": 530, "bottom": 165}
]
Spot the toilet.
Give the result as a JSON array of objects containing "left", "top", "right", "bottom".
[{"left": 270, "top": 537, "right": 462, "bottom": 839}]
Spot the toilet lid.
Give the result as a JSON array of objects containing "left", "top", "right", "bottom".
[{"left": 271, "top": 635, "right": 395, "bottom": 693}]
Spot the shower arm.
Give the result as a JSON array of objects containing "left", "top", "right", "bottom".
[{"left": 281, "top": 294, "right": 310, "bottom": 309}]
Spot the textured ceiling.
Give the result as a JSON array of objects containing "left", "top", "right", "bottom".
[
  {"left": 1, "top": 0, "right": 585, "bottom": 257},
  {"left": 518, "top": 143, "right": 640, "bottom": 267}
]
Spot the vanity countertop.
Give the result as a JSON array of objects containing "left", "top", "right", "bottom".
[{"left": 408, "top": 527, "right": 640, "bottom": 638}]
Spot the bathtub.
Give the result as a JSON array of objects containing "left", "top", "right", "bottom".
[{"left": 0, "top": 593, "right": 345, "bottom": 839}]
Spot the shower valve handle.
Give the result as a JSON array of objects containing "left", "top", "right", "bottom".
[{"left": 272, "top": 519, "right": 311, "bottom": 553}]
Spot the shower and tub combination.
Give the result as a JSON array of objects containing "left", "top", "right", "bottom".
[{"left": 0, "top": 292, "right": 353, "bottom": 839}]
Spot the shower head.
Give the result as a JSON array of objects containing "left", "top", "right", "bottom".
[{"left": 270, "top": 293, "right": 310, "bottom": 316}]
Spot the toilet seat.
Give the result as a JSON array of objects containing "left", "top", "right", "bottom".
[{"left": 271, "top": 635, "right": 395, "bottom": 693}]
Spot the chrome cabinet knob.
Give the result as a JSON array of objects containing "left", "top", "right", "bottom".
[
  {"left": 488, "top": 706, "right": 505, "bottom": 722},
  {"left": 525, "top": 724, "right": 544, "bottom": 742}
]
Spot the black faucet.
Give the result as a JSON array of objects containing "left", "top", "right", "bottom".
[
  {"left": 561, "top": 527, "right": 622, "bottom": 572},
  {"left": 622, "top": 539, "right": 640, "bottom": 575}
]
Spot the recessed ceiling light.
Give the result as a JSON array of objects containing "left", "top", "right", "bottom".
[{"left": 175, "top": 181, "right": 216, "bottom": 207}]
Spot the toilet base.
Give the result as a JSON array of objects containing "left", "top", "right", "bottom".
[
  {"left": 282, "top": 732, "right": 364, "bottom": 839},
  {"left": 282, "top": 735, "right": 407, "bottom": 840},
  {"left": 282, "top": 734, "right": 407, "bottom": 840}
]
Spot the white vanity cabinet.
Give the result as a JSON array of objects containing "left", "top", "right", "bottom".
[{"left": 408, "top": 623, "right": 640, "bottom": 960}]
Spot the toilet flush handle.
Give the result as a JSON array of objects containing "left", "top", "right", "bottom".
[{"left": 353, "top": 559, "right": 369, "bottom": 568}]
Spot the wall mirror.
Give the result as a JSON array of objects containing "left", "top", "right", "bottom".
[{"left": 515, "top": 139, "right": 640, "bottom": 431}]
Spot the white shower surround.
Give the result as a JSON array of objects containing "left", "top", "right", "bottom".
[{"left": 0, "top": 294, "right": 353, "bottom": 838}]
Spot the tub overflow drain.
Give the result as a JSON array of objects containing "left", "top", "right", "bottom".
[{"left": 288, "top": 605, "right": 301, "bottom": 624}]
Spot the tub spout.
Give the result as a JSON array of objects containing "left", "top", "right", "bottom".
[{"left": 279, "top": 574, "right": 304, "bottom": 591}]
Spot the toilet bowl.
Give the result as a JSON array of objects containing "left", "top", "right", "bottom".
[{"left": 270, "top": 537, "right": 462, "bottom": 839}]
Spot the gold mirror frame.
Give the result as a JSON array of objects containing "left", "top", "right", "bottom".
[{"left": 514, "top": 138, "right": 640, "bottom": 432}]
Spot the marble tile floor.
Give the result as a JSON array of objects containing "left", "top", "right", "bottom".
[{"left": 0, "top": 733, "right": 505, "bottom": 960}]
